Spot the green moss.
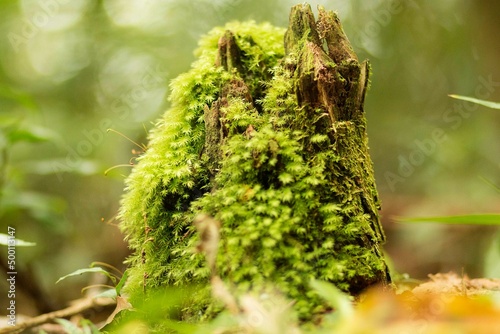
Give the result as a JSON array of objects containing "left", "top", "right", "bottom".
[
  {"left": 119, "top": 20, "right": 287, "bottom": 309},
  {"left": 119, "top": 8, "right": 388, "bottom": 324}
]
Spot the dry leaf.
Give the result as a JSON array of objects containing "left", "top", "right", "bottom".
[
  {"left": 413, "top": 272, "right": 500, "bottom": 297},
  {"left": 102, "top": 296, "right": 133, "bottom": 328}
]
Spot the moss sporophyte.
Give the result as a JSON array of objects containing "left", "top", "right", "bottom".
[{"left": 119, "top": 4, "right": 390, "bottom": 320}]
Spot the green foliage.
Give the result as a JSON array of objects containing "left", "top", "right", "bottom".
[
  {"left": 119, "top": 11, "right": 388, "bottom": 326},
  {"left": 56, "top": 266, "right": 117, "bottom": 285},
  {"left": 397, "top": 214, "right": 500, "bottom": 225},
  {"left": 104, "top": 287, "right": 204, "bottom": 334},
  {"left": 56, "top": 262, "right": 126, "bottom": 300},
  {"left": 310, "top": 279, "right": 354, "bottom": 321},
  {"left": 0, "top": 114, "right": 68, "bottom": 232},
  {"left": 448, "top": 94, "right": 500, "bottom": 110},
  {"left": 106, "top": 280, "right": 356, "bottom": 334},
  {"left": 54, "top": 318, "right": 101, "bottom": 334},
  {"left": 0, "top": 233, "right": 36, "bottom": 246}
]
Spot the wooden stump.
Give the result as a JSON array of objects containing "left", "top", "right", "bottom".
[{"left": 119, "top": 3, "right": 390, "bottom": 322}]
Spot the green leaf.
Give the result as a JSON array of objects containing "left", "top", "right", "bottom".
[
  {"left": 448, "top": 94, "right": 500, "bottom": 109},
  {"left": 397, "top": 214, "right": 500, "bottom": 225},
  {"left": 115, "top": 270, "right": 128, "bottom": 296},
  {"left": 56, "top": 267, "right": 116, "bottom": 284},
  {"left": 54, "top": 318, "right": 100, "bottom": 334},
  {"left": 0, "top": 233, "right": 36, "bottom": 246},
  {"left": 310, "top": 279, "right": 354, "bottom": 318},
  {"left": 54, "top": 318, "right": 81, "bottom": 334},
  {"left": 19, "top": 159, "right": 101, "bottom": 176},
  {"left": 79, "top": 319, "right": 101, "bottom": 334},
  {"left": 7, "top": 125, "right": 58, "bottom": 143},
  {"left": 94, "top": 288, "right": 117, "bottom": 299}
]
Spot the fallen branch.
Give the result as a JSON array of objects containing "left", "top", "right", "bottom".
[{"left": 0, "top": 297, "right": 116, "bottom": 334}]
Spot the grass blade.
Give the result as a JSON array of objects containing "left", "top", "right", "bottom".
[
  {"left": 310, "top": 279, "right": 354, "bottom": 318},
  {"left": 56, "top": 267, "right": 115, "bottom": 284},
  {"left": 0, "top": 233, "right": 36, "bottom": 246},
  {"left": 449, "top": 94, "right": 500, "bottom": 109},
  {"left": 396, "top": 214, "right": 500, "bottom": 225}
]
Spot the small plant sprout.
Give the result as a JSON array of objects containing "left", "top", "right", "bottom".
[
  {"left": 104, "top": 128, "right": 148, "bottom": 176},
  {"left": 56, "top": 262, "right": 127, "bottom": 299}
]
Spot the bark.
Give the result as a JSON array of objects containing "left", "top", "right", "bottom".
[{"left": 285, "top": 4, "right": 390, "bottom": 289}]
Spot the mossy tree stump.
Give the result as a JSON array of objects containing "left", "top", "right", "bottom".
[{"left": 119, "top": 3, "right": 390, "bottom": 320}]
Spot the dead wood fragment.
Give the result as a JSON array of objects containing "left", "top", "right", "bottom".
[{"left": 0, "top": 297, "right": 116, "bottom": 334}]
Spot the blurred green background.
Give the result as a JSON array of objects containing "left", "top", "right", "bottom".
[{"left": 0, "top": 0, "right": 499, "bottom": 316}]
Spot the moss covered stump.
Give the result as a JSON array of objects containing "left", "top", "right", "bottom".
[{"left": 119, "top": 3, "right": 390, "bottom": 320}]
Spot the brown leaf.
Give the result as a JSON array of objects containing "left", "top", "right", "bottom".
[
  {"left": 102, "top": 296, "right": 133, "bottom": 328},
  {"left": 412, "top": 272, "right": 500, "bottom": 297}
]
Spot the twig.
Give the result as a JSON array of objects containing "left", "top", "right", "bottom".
[{"left": 0, "top": 297, "right": 116, "bottom": 334}]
